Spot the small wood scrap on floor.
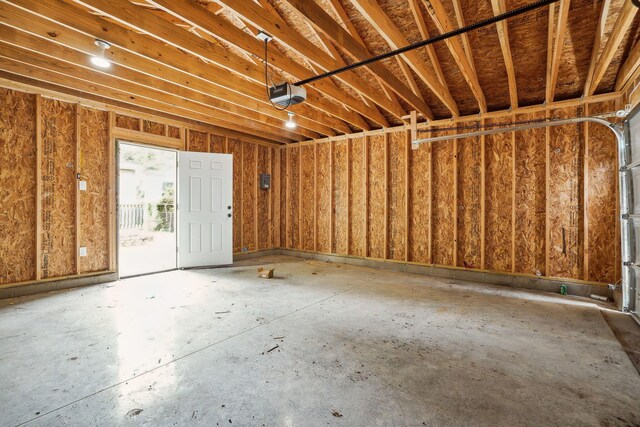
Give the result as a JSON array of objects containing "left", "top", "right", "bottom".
[{"left": 257, "top": 267, "right": 274, "bottom": 278}]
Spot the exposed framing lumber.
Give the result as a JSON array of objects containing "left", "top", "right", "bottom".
[
  {"left": 584, "top": 0, "right": 611, "bottom": 96},
  {"left": 511, "top": 117, "right": 516, "bottom": 273},
  {"left": 298, "top": 144, "right": 302, "bottom": 250},
  {"left": 616, "top": 39, "right": 640, "bottom": 92},
  {"left": 589, "top": 0, "right": 639, "bottom": 95},
  {"left": 35, "top": 93, "right": 42, "bottom": 280},
  {"left": 453, "top": 136, "right": 458, "bottom": 267},
  {"left": 268, "top": 148, "right": 273, "bottom": 249},
  {"left": 583, "top": 103, "right": 589, "bottom": 280},
  {"left": 240, "top": 141, "right": 244, "bottom": 251},
  {"left": 450, "top": 0, "right": 476, "bottom": 75},
  {"left": 286, "top": 147, "right": 291, "bottom": 248},
  {"left": 254, "top": 145, "right": 258, "bottom": 252},
  {"left": 314, "top": 142, "right": 318, "bottom": 252},
  {"left": 280, "top": 0, "right": 432, "bottom": 119},
  {"left": 545, "top": 108, "right": 550, "bottom": 275},
  {"left": 274, "top": 148, "right": 281, "bottom": 248},
  {"left": 480, "top": 119, "right": 485, "bottom": 269},
  {"left": 408, "top": 0, "right": 448, "bottom": 89},
  {"left": 349, "top": 0, "right": 459, "bottom": 116},
  {"left": 490, "top": 0, "right": 518, "bottom": 108},
  {"left": 546, "top": 0, "right": 570, "bottom": 103},
  {"left": 383, "top": 132, "right": 389, "bottom": 259},
  {"left": 75, "top": 102, "right": 81, "bottom": 274},
  {"left": 421, "top": 0, "right": 487, "bottom": 113},
  {"left": 428, "top": 126, "right": 433, "bottom": 264},
  {"left": 4, "top": 0, "right": 339, "bottom": 138},
  {"left": 363, "top": 134, "right": 369, "bottom": 257},
  {"left": 405, "top": 130, "right": 411, "bottom": 262},
  {"left": 346, "top": 137, "right": 351, "bottom": 253},
  {"left": 329, "top": 138, "right": 334, "bottom": 252}
]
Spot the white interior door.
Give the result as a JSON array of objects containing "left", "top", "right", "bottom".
[{"left": 178, "top": 151, "right": 233, "bottom": 268}]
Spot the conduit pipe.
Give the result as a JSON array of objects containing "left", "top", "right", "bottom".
[{"left": 412, "top": 117, "right": 632, "bottom": 312}]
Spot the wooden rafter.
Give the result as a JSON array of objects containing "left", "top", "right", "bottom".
[
  {"left": 584, "top": 0, "right": 611, "bottom": 96},
  {"left": 278, "top": 0, "right": 434, "bottom": 120},
  {"left": 69, "top": 0, "right": 359, "bottom": 133},
  {"left": 215, "top": 0, "right": 414, "bottom": 121},
  {"left": 349, "top": 0, "right": 458, "bottom": 116},
  {"left": 421, "top": 0, "right": 487, "bottom": 113},
  {"left": 588, "top": 0, "right": 639, "bottom": 96},
  {"left": 408, "top": 0, "right": 447, "bottom": 89},
  {"left": 546, "top": 0, "right": 570, "bottom": 103},
  {"left": 490, "top": 0, "right": 518, "bottom": 108},
  {"left": 395, "top": 56, "right": 425, "bottom": 102},
  {"left": 450, "top": 0, "right": 476, "bottom": 75},
  {"left": 148, "top": 0, "right": 385, "bottom": 129},
  {"left": 615, "top": 39, "right": 640, "bottom": 92},
  {"left": 0, "top": 1, "right": 338, "bottom": 137}
]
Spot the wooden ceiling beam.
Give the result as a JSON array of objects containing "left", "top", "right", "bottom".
[
  {"left": 0, "top": 41, "right": 299, "bottom": 143},
  {"left": 545, "top": 0, "right": 570, "bottom": 103},
  {"left": 421, "top": 0, "right": 487, "bottom": 113},
  {"left": 615, "top": 39, "right": 640, "bottom": 92},
  {"left": 149, "top": 0, "right": 384, "bottom": 129},
  {"left": 583, "top": 0, "right": 610, "bottom": 96},
  {"left": 408, "top": 0, "right": 447, "bottom": 89},
  {"left": 588, "top": 0, "right": 639, "bottom": 96},
  {"left": 490, "top": 0, "right": 518, "bottom": 108},
  {"left": 69, "top": 0, "right": 356, "bottom": 133},
  {"left": 277, "top": 0, "right": 433, "bottom": 120},
  {"left": 0, "top": 26, "right": 319, "bottom": 140},
  {"left": 348, "top": 0, "right": 458, "bottom": 116},
  {"left": 450, "top": 0, "right": 477, "bottom": 75},
  {"left": 2, "top": 0, "right": 342, "bottom": 136},
  {"left": 0, "top": 58, "right": 292, "bottom": 144},
  {"left": 396, "top": 56, "right": 425, "bottom": 102}
]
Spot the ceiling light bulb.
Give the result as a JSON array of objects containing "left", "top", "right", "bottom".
[
  {"left": 91, "top": 39, "right": 111, "bottom": 68},
  {"left": 285, "top": 111, "right": 297, "bottom": 129}
]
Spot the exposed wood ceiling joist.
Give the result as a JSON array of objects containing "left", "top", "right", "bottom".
[
  {"left": 490, "top": 0, "right": 517, "bottom": 109},
  {"left": 546, "top": 0, "right": 570, "bottom": 103}
]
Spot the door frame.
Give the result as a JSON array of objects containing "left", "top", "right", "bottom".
[{"left": 116, "top": 139, "right": 178, "bottom": 278}]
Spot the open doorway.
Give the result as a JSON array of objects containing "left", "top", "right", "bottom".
[{"left": 118, "top": 142, "right": 177, "bottom": 277}]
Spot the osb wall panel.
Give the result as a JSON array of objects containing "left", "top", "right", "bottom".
[
  {"left": 349, "top": 137, "right": 365, "bottom": 257},
  {"left": 548, "top": 106, "right": 584, "bottom": 278},
  {"left": 115, "top": 114, "right": 139, "bottom": 130},
  {"left": 300, "top": 145, "right": 315, "bottom": 251},
  {"left": 431, "top": 128, "right": 455, "bottom": 266},
  {"left": 485, "top": 118, "right": 513, "bottom": 272},
  {"left": 514, "top": 111, "right": 546, "bottom": 276},
  {"left": 280, "top": 147, "right": 288, "bottom": 247},
  {"left": 188, "top": 130, "right": 208, "bottom": 153},
  {"left": 289, "top": 146, "right": 300, "bottom": 249},
  {"left": 210, "top": 134, "right": 225, "bottom": 154},
  {"left": 586, "top": 101, "right": 618, "bottom": 283},
  {"left": 333, "top": 140, "right": 348, "bottom": 255},
  {"left": 456, "top": 122, "right": 482, "bottom": 269},
  {"left": 388, "top": 131, "right": 406, "bottom": 261},
  {"left": 257, "top": 145, "right": 270, "bottom": 250},
  {"left": 168, "top": 126, "right": 181, "bottom": 139},
  {"left": 143, "top": 120, "right": 165, "bottom": 136},
  {"left": 0, "top": 89, "right": 36, "bottom": 284},
  {"left": 271, "top": 147, "right": 279, "bottom": 248},
  {"left": 316, "top": 142, "right": 331, "bottom": 253},
  {"left": 41, "top": 98, "right": 76, "bottom": 279},
  {"left": 79, "top": 107, "right": 109, "bottom": 273},
  {"left": 368, "top": 134, "right": 386, "bottom": 259},
  {"left": 242, "top": 142, "right": 256, "bottom": 252},
  {"left": 228, "top": 139, "right": 242, "bottom": 253},
  {"left": 409, "top": 132, "right": 430, "bottom": 263}
]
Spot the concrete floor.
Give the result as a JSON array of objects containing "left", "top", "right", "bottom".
[{"left": 1, "top": 255, "right": 639, "bottom": 427}]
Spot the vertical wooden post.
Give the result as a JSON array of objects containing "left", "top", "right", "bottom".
[
  {"left": 364, "top": 134, "right": 369, "bottom": 257},
  {"left": 268, "top": 148, "right": 273, "bottom": 249},
  {"left": 346, "top": 137, "right": 351, "bottom": 254},
  {"left": 35, "top": 94, "right": 42, "bottom": 280},
  {"left": 240, "top": 141, "right": 244, "bottom": 252},
  {"left": 545, "top": 108, "right": 551, "bottom": 275},
  {"left": 138, "top": 117, "right": 143, "bottom": 132},
  {"left": 511, "top": 116, "right": 516, "bottom": 273},
  {"left": 583, "top": 103, "right": 590, "bottom": 281},
  {"left": 480, "top": 119, "right": 486, "bottom": 270},
  {"left": 298, "top": 145, "right": 302, "bottom": 250},
  {"left": 164, "top": 123, "right": 169, "bottom": 137},
  {"left": 314, "top": 141, "right": 318, "bottom": 252},
  {"left": 254, "top": 145, "right": 259, "bottom": 252},
  {"left": 207, "top": 132, "right": 212, "bottom": 153},
  {"left": 329, "top": 138, "right": 334, "bottom": 253},
  {"left": 453, "top": 133, "right": 458, "bottom": 267},
  {"left": 286, "top": 146, "right": 291, "bottom": 248},
  {"left": 274, "top": 148, "right": 281, "bottom": 248},
  {"left": 384, "top": 132, "right": 389, "bottom": 260},
  {"left": 186, "top": 128, "right": 190, "bottom": 151},
  {"left": 75, "top": 103, "right": 81, "bottom": 275},
  {"left": 405, "top": 129, "right": 411, "bottom": 262},
  {"left": 428, "top": 125, "right": 433, "bottom": 264},
  {"left": 108, "top": 111, "right": 116, "bottom": 272},
  {"left": 224, "top": 136, "right": 229, "bottom": 154}
]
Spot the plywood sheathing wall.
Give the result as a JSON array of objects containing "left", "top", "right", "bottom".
[
  {"left": 282, "top": 101, "right": 622, "bottom": 286},
  {"left": 0, "top": 88, "right": 36, "bottom": 284},
  {"left": 1, "top": 87, "right": 279, "bottom": 288}
]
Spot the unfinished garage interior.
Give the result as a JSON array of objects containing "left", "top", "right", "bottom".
[{"left": 2, "top": 0, "right": 640, "bottom": 425}]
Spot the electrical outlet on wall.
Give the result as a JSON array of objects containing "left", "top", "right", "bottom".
[
  {"left": 79, "top": 247, "right": 87, "bottom": 257},
  {"left": 79, "top": 181, "right": 87, "bottom": 191}
]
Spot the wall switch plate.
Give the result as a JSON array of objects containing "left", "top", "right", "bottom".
[
  {"left": 79, "top": 180, "right": 87, "bottom": 191},
  {"left": 79, "top": 247, "right": 87, "bottom": 257}
]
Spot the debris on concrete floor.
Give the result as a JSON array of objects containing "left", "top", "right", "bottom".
[
  {"left": 126, "top": 409, "right": 143, "bottom": 417},
  {"left": 257, "top": 268, "right": 274, "bottom": 279},
  {"left": 332, "top": 410, "right": 343, "bottom": 418}
]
